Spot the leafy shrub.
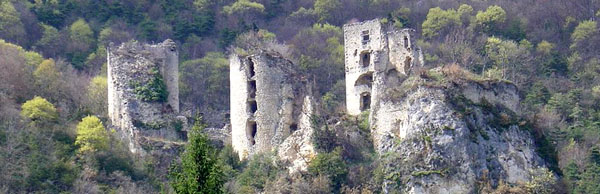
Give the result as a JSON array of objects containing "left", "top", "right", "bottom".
[
  {"left": 236, "top": 153, "right": 278, "bottom": 192},
  {"left": 21, "top": 96, "right": 58, "bottom": 125},
  {"left": 75, "top": 116, "right": 109, "bottom": 154},
  {"left": 308, "top": 148, "right": 348, "bottom": 191},
  {"left": 132, "top": 68, "right": 169, "bottom": 102}
]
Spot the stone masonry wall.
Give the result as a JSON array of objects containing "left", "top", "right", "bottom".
[
  {"left": 107, "top": 39, "right": 181, "bottom": 154},
  {"left": 230, "top": 51, "right": 314, "bottom": 160},
  {"left": 343, "top": 19, "right": 423, "bottom": 116}
]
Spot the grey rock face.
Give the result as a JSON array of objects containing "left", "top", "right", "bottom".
[
  {"left": 372, "top": 76, "right": 547, "bottom": 193},
  {"left": 107, "top": 40, "right": 183, "bottom": 155}
]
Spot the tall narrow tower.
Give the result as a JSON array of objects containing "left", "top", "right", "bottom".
[
  {"left": 343, "top": 19, "right": 422, "bottom": 116},
  {"left": 107, "top": 39, "right": 180, "bottom": 154},
  {"left": 230, "top": 51, "right": 312, "bottom": 159}
]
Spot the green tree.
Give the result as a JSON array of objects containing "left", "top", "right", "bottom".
[
  {"left": 87, "top": 76, "right": 108, "bottom": 116},
  {"left": 21, "top": 96, "right": 58, "bottom": 124},
  {"left": 422, "top": 7, "right": 461, "bottom": 38},
  {"left": 571, "top": 20, "right": 597, "bottom": 48},
  {"left": 223, "top": 0, "right": 265, "bottom": 15},
  {"left": 314, "top": 0, "right": 342, "bottom": 23},
  {"left": 180, "top": 52, "right": 229, "bottom": 110},
  {"left": 33, "top": 59, "right": 62, "bottom": 100},
  {"left": 537, "top": 40, "right": 554, "bottom": 55},
  {"left": 68, "top": 18, "right": 95, "bottom": 69},
  {"left": 169, "top": 119, "right": 224, "bottom": 194},
  {"left": 75, "top": 116, "right": 109, "bottom": 154},
  {"left": 35, "top": 24, "right": 61, "bottom": 57},
  {"left": 0, "top": 1, "right": 25, "bottom": 44},
  {"left": 475, "top": 5, "right": 506, "bottom": 32},
  {"left": 69, "top": 18, "right": 94, "bottom": 46}
]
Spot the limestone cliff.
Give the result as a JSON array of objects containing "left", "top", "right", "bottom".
[{"left": 371, "top": 68, "right": 549, "bottom": 193}]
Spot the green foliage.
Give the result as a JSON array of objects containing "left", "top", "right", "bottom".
[
  {"left": 0, "top": 1, "right": 25, "bottom": 43},
  {"left": 169, "top": 119, "right": 224, "bottom": 194},
  {"left": 537, "top": 40, "right": 554, "bottom": 55},
  {"left": 132, "top": 68, "right": 169, "bottom": 102},
  {"left": 180, "top": 52, "right": 229, "bottom": 110},
  {"left": 422, "top": 7, "right": 461, "bottom": 38},
  {"left": 574, "top": 163, "right": 600, "bottom": 193},
  {"left": 411, "top": 169, "right": 444, "bottom": 177},
  {"left": 311, "top": 116, "right": 338, "bottom": 153},
  {"left": 475, "top": 5, "right": 506, "bottom": 32},
  {"left": 21, "top": 96, "right": 58, "bottom": 124},
  {"left": 223, "top": 0, "right": 265, "bottom": 15},
  {"left": 358, "top": 111, "right": 370, "bottom": 132},
  {"left": 236, "top": 153, "right": 277, "bottom": 192},
  {"left": 308, "top": 148, "right": 348, "bottom": 191},
  {"left": 314, "top": 0, "right": 342, "bottom": 23},
  {"left": 290, "top": 23, "right": 344, "bottom": 94},
  {"left": 75, "top": 116, "right": 109, "bottom": 154},
  {"left": 571, "top": 20, "right": 597, "bottom": 47},
  {"left": 69, "top": 18, "right": 94, "bottom": 45},
  {"left": 524, "top": 168, "right": 556, "bottom": 194}
]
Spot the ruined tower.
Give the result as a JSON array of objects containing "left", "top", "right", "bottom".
[
  {"left": 107, "top": 39, "right": 181, "bottom": 154},
  {"left": 344, "top": 19, "right": 423, "bottom": 116},
  {"left": 230, "top": 50, "right": 314, "bottom": 160}
]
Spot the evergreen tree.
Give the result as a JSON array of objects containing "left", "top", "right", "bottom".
[{"left": 169, "top": 117, "right": 224, "bottom": 194}]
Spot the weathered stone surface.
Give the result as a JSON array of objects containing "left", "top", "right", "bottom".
[
  {"left": 277, "top": 96, "right": 317, "bottom": 174},
  {"left": 230, "top": 50, "right": 315, "bottom": 161},
  {"left": 107, "top": 39, "right": 183, "bottom": 155},
  {"left": 371, "top": 75, "right": 547, "bottom": 193},
  {"left": 344, "top": 18, "right": 424, "bottom": 116}
]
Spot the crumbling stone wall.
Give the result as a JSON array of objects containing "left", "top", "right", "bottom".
[
  {"left": 230, "top": 51, "right": 314, "bottom": 160},
  {"left": 343, "top": 19, "right": 424, "bottom": 116},
  {"left": 107, "top": 39, "right": 182, "bottom": 154}
]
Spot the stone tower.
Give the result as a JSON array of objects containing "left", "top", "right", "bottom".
[
  {"left": 344, "top": 19, "right": 423, "bottom": 116},
  {"left": 107, "top": 39, "right": 181, "bottom": 154},
  {"left": 230, "top": 50, "right": 314, "bottom": 159}
]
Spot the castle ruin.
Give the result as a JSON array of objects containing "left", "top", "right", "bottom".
[
  {"left": 343, "top": 19, "right": 424, "bottom": 116},
  {"left": 230, "top": 50, "right": 315, "bottom": 160},
  {"left": 107, "top": 39, "right": 182, "bottom": 154}
]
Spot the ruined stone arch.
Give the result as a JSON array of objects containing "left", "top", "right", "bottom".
[{"left": 354, "top": 72, "right": 373, "bottom": 87}]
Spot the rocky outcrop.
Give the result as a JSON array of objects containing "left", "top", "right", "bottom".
[{"left": 371, "top": 70, "right": 548, "bottom": 193}]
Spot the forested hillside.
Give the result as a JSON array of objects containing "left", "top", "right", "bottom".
[{"left": 0, "top": 0, "right": 599, "bottom": 193}]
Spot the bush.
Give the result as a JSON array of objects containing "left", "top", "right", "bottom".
[
  {"left": 21, "top": 96, "right": 58, "bottom": 125},
  {"left": 75, "top": 116, "right": 109, "bottom": 154},
  {"left": 236, "top": 153, "right": 277, "bottom": 192},
  {"left": 132, "top": 68, "right": 169, "bottom": 102},
  {"left": 308, "top": 148, "right": 348, "bottom": 191}
]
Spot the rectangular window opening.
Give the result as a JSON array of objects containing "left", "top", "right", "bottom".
[
  {"left": 248, "top": 80, "right": 256, "bottom": 99},
  {"left": 360, "top": 93, "right": 371, "bottom": 111},
  {"left": 247, "top": 121, "right": 257, "bottom": 145},
  {"left": 248, "top": 100, "right": 257, "bottom": 114},
  {"left": 248, "top": 58, "right": 255, "bottom": 77}
]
